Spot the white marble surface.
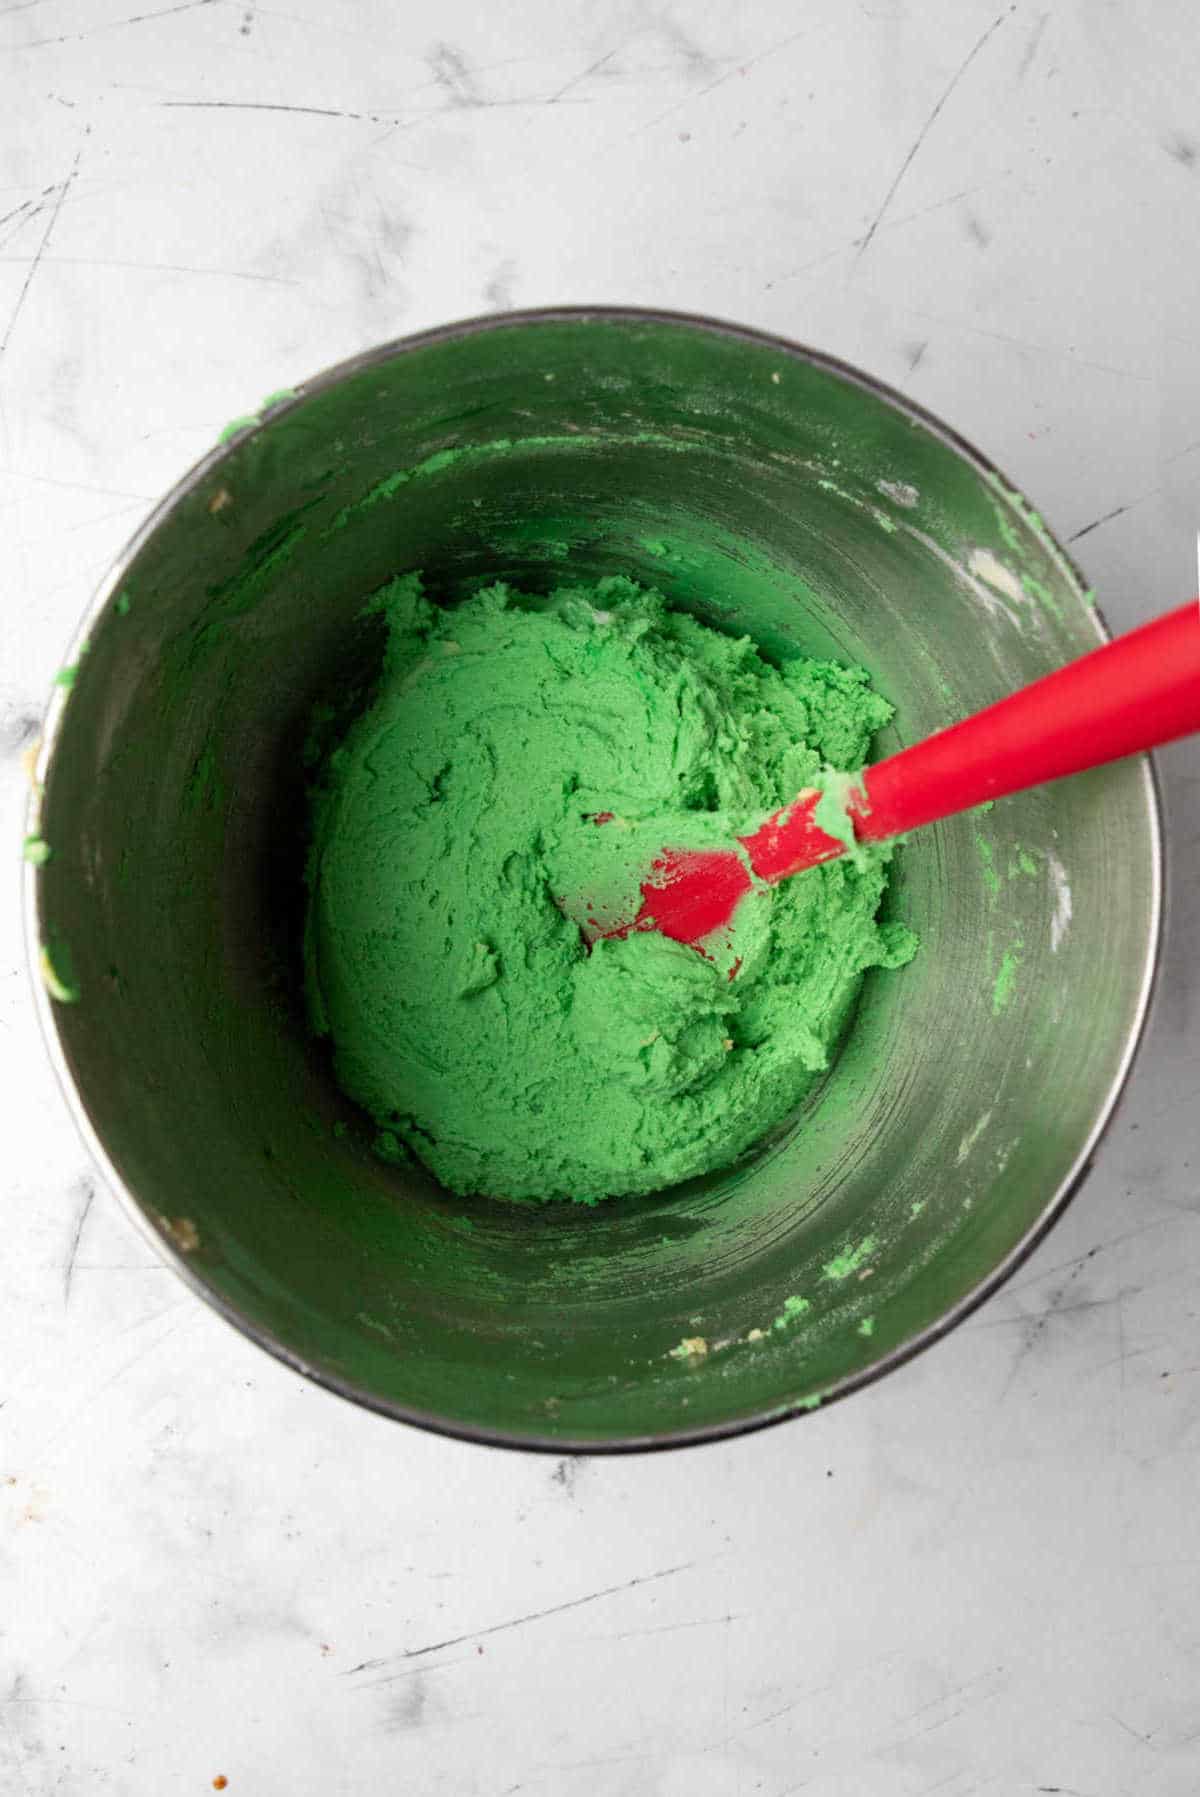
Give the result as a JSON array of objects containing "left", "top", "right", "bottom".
[{"left": 2, "top": 2, "right": 1199, "bottom": 1791}]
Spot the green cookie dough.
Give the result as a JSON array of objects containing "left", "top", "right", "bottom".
[{"left": 304, "top": 574, "right": 916, "bottom": 1202}]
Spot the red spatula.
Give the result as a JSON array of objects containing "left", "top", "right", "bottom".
[{"left": 593, "top": 600, "right": 1200, "bottom": 949}]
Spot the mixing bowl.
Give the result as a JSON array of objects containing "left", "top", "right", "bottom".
[{"left": 26, "top": 309, "right": 1162, "bottom": 1449}]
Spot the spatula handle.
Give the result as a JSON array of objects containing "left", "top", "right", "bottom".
[{"left": 857, "top": 601, "right": 1200, "bottom": 840}]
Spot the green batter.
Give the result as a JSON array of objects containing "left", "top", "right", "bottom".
[{"left": 304, "top": 573, "right": 916, "bottom": 1202}]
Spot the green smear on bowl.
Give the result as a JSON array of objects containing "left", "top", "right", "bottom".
[
  {"left": 40, "top": 941, "right": 79, "bottom": 1004},
  {"left": 772, "top": 1295, "right": 811, "bottom": 1332},
  {"left": 992, "top": 942, "right": 1023, "bottom": 1014},
  {"left": 822, "top": 1236, "right": 878, "bottom": 1281}
]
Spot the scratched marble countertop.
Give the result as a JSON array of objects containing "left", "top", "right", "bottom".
[{"left": 2, "top": 2, "right": 1199, "bottom": 1793}]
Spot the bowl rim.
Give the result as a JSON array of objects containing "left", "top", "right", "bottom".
[{"left": 24, "top": 303, "right": 1166, "bottom": 1454}]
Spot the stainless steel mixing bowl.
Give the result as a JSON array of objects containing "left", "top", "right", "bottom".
[{"left": 25, "top": 309, "right": 1162, "bottom": 1449}]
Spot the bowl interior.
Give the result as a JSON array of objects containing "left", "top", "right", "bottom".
[{"left": 32, "top": 313, "right": 1159, "bottom": 1447}]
